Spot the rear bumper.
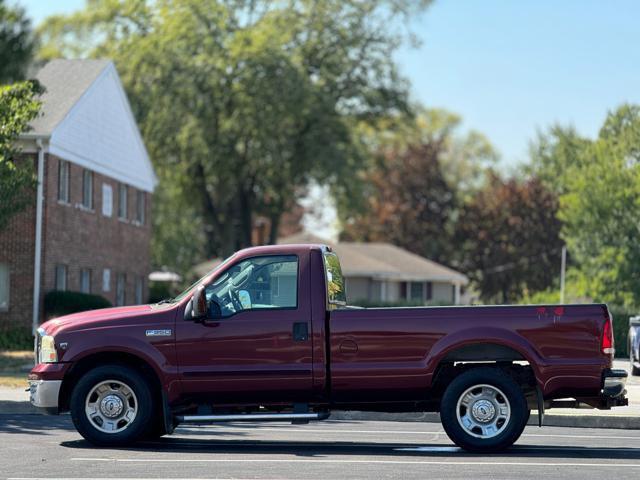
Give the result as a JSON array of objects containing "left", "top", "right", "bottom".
[
  {"left": 29, "top": 379, "right": 61, "bottom": 415},
  {"left": 602, "top": 368, "right": 627, "bottom": 398}
]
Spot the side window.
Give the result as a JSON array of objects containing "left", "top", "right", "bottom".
[
  {"left": 204, "top": 255, "right": 298, "bottom": 318},
  {"left": 324, "top": 252, "right": 346, "bottom": 306}
]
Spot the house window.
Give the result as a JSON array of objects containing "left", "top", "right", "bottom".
[
  {"left": 0, "top": 264, "right": 9, "bottom": 311},
  {"left": 135, "top": 276, "right": 144, "bottom": 304},
  {"left": 116, "top": 273, "right": 126, "bottom": 306},
  {"left": 118, "top": 184, "right": 128, "bottom": 219},
  {"left": 80, "top": 268, "right": 91, "bottom": 294},
  {"left": 102, "top": 184, "right": 113, "bottom": 217},
  {"left": 58, "top": 160, "right": 70, "bottom": 203},
  {"left": 135, "top": 190, "right": 145, "bottom": 224},
  {"left": 55, "top": 265, "right": 67, "bottom": 291},
  {"left": 82, "top": 169, "right": 93, "bottom": 209},
  {"left": 410, "top": 282, "right": 424, "bottom": 302},
  {"left": 102, "top": 268, "right": 111, "bottom": 292},
  {"left": 426, "top": 281, "right": 433, "bottom": 301}
]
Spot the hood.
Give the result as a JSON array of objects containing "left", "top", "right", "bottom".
[{"left": 41, "top": 304, "right": 164, "bottom": 335}]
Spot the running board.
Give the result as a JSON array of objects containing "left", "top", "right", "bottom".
[{"left": 176, "top": 412, "right": 331, "bottom": 423}]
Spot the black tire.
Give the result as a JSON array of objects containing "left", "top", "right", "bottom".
[
  {"left": 70, "top": 364, "right": 155, "bottom": 446},
  {"left": 440, "top": 367, "right": 529, "bottom": 453}
]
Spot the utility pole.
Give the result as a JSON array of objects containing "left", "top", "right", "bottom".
[{"left": 560, "top": 246, "right": 567, "bottom": 304}]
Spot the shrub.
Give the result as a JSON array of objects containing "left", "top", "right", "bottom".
[
  {"left": 43, "top": 290, "right": 112, "bottom": 319},
  {"left": 0, "top": 325, "right": 33, "bottom": 350},
  {"left": 148, "top": 281, "right": 174, "bottom": 303}
]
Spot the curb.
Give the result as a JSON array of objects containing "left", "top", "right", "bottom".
[
  {"left": 330, "top": 410, "right": 640, "bottom": 430},
  {"left": 2, "top": 401, "right": 639, "bottom": 430}
]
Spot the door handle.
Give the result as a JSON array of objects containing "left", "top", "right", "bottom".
[{"left": 293, "top": 322, "right": 309, "bottom": 341}]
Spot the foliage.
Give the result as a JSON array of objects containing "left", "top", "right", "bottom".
[
  {"left": 340, "top": 108, "right": 496, "bottom": 266},
  {"left": 38, "top": 0, "right": 432, "bottom": 268},
  {"left": 148, "top": 280, "right": 175, "bottom": 304},
  {"left": 556, "top": 104, "right": 640, "bottom": 309},
  {"left": 527, "top": 125, "right": 590, "bottom": 195},
  {"left": 0, "top": 0, "right": 34, "bottom": 83},
  {"left": 0, "top": 325, "right": 33, "bottom": 350},
  {"left": 0, "top": 80, "right": 42, "bottom": 230},
  {"left": 342, "top": 141, "right": 457, "bottom": 264},
  {"left": 456, "top": 173, "right": 563, "bottom": 303},
  {"left": 43, "top": 290, "right": 112, "bottom": 319}
]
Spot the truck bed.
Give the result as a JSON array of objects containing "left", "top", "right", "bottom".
[{"left": 328, "top": 303, "right": 611, "bottom": 403}]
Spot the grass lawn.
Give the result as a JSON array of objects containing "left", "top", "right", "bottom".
[{"left": 0, "top": 350, "right": 33, "bottom": 388}]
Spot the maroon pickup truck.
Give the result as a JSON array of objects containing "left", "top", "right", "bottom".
[{"left": 29, "top": 243, "right": 628, "bottom": 452}]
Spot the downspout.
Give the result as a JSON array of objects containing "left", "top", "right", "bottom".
[{"left": 32, "top": 139, "right": 45, "bottom": 335}]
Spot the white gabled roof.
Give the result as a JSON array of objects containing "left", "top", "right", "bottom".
[{"left": 25, "top": 59, "right": 157, "bottom": 192}]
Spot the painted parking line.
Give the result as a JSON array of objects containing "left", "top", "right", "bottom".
[{"left": 69, "top": 458, "right": 640, "bottom": 467}]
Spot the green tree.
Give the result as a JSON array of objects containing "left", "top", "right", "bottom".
[
  {"left": 0, "top": 0, "right": 34, "bottom": 83},
  {"left": 528, "top": 125, "right": 590, "bottom": 195},
  {"left": 38, "top": 0, "right": 431, "bottom": 268},
  {"left": 559, "top": 104, "right": 640, "bottom": 308},
  {"left": 0, "top": 80, "right": 42, "bottom": 229},
  {"left": 456, "top": 173, "right": 563, "bottom": 303}
]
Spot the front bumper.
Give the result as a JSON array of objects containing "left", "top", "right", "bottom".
[
  {"left": 602, "top": 368, "right": 627, "bottom": 398},
  {"left": 29, "top": 379, "right": 61, "bottom": 414}
]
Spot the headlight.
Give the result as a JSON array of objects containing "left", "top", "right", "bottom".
[{"left": 39, "top": 335, "right": 58, "bottom": 364}]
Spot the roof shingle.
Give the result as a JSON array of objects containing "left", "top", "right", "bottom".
[{"left": 29, "top": 59, "right": 111, "bottom": 136}]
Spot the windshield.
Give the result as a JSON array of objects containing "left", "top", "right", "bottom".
[{"left": 168, "top": 255, "right": 234, "bottom": 303}]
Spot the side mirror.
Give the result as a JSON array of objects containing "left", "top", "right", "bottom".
[{"left": 192, "top": 285, "right": 207, "bottom": 319}]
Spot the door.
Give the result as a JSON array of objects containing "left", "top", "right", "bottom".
[{"left": 175, "top": 254, "right": 313, "bottom": 404}]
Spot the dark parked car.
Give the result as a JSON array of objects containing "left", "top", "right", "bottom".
[
  {"left": 630, "top": 316, "right": 640, "bottom": 376},
  {"left": 30, "top": 243, "right": 628, "bottom": 452}
]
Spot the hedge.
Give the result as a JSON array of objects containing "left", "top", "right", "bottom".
[
  {"left": 0, "top": 325, "right": 33, "bottom": 350},
  {"left": 43, "top": 290, "right": 112, "bottom": 319}
]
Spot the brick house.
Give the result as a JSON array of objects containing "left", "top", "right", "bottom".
[{"left": 0, "top": 59, "right": 156, "bottom": 334}]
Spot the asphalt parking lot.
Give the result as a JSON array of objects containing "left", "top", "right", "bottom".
[{"left": 2, "top": 416, "right": 640, "bottom": 480}]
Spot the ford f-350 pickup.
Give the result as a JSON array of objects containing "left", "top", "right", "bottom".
[{"left": 30, "top": 243, "right": 628, "bottom": 452}]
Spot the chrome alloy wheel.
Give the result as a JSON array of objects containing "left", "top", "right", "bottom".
[
  {"left": 456, "top": 384, "right": 511, "bottom": 439},
  {"left": 85, "top": 380, "right": 138, "bottom": 434}
]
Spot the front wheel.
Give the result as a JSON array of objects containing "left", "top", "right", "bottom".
[
  {"left": 70, "top": 365, "right": 155, "bottom": 446},
  {"left": 440, "top": 367, "right": 529, "bottom": 453}
]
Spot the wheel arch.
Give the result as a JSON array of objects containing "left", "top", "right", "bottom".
[
  {"left": 427, "top": 329, "right": 544, "bottom": 396},
  {"left": 58, "top": 350, "right": 163, "bottom": 413}
]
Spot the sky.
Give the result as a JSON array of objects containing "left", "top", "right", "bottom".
[{"left": 17, "top": 0, "right": 640, "bottom": 166}]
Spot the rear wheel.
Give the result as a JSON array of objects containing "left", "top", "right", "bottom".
[
  {"left": 70, "top": 365, "right": 155, "bottom": 446},
  {"left": 440, "top": 367, "right": 529, "bottom": 453}
]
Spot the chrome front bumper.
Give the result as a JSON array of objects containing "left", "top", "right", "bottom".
[{"left": 29, "top": 379, "right": 61, "bottom": 414}]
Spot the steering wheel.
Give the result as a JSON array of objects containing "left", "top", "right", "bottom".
[{"left": 228, "top": 290, "right": 243, "bottom": 312}]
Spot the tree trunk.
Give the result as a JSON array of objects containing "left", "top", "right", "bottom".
[{"left": 268, "top": 212, "right": 281, "bottom": 245}]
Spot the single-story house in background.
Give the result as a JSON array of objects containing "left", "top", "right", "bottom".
[
  {"left": 0, "top": 59, "right": 156, "bottom": 334},
  {"left": 191, "top": 233, "right": 469, "bottom": 305},
  {"left": 279, "top": 233, "right": 469, "bottom": 305}
]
